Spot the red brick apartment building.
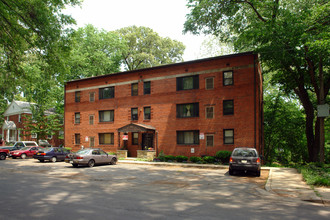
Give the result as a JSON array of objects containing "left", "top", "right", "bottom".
[{"left": 64, "top": 52, "right": 263, "bottom": 157}]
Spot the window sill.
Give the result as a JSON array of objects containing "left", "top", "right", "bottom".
[{"left": 98, "top": 121, "right": 114, "bottom": 124}]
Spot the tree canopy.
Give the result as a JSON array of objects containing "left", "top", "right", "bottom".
[
  {"left": 184, "top": 0, "right": 330, "bottom": 162},
  {"left": 116, "top": 26, "right": 186, "bottom": 70}
]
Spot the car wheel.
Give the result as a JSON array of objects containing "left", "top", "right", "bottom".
[
  {"left": 72, "top": 164, "right": 78, "bottom": 168},
  {"left": 39, "top": 159, "right": 44, "bottom": 162},
  {"left": 87, "top": 159, "right": 95, "bottom": 168},
  {"left": 51, "top": 157, "right": 57, "bottom": 163},
  {"left": 229, "top": 168, "right": 234, "bottom": 175},
  {"left": 21, "top": 154, "right": 27, "bottom": 159},
  {"left": 110, "top": 158, "right": 117, "bottom": 165},
  {"left": 0, "top": 153, "right": 6, "bottom": 160},
  {"left": 256, "top": 170, "right": 261, "bottom": 177}
]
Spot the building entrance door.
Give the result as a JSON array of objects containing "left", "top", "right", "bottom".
[{"left": 142, "top": 133, "right": 154, "bottom": 150}]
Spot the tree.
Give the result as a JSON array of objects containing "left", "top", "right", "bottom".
[
  {"left": 199, "top": 36, "right": 234, "bottom": 58},
  {"left": 184, "top": 0, "right": 330, "bottom": 162},
  {"left": 65, "top": 24, "right": 126, "bottom": 81},
  {"left": 0, "top": 0, "right": 81, "bottom": 113},
  {"left": 116, "top": 26, "right": 186, "bottom": 70}
]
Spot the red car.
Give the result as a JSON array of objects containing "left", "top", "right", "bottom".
[
  {"left": 0, "top": 149, "right": 10, "bottom": 160},
  {"left": 11, "top": 146, "right": 42, "bottom": 159}
]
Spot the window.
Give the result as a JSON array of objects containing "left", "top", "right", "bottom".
[
  {"left": 99, "top": 133, "right": 114, "bottom": 145},
  {"left": 205, "top": 77, "right": 214, "bottom": 90},
  {"left": 18, "top": 114, "right": 21, "bottom": 123},
  {"left": 223, "top": 100, "right": 234, "bottom": 115},
  {"left": 99, "top": 110, "right": 114, "bottom": 122},
  {"left": 177, "top": 75, "right": 199, "bottom": 91},
  {"left": 224, "top": 129, "right": 234, "bottom": 144},
  {"left": 74, "top": 112, "right": 80, "bottom": 124},
  {"left": 90, "top": 137, "right": 95, "bottom": 147},
  {"left": 177, "top": 103, "right": 199, "bottom": 118},
  {"left": 131, "top": 108, "right": 138, "bottom": 121},
  {"left": 144, "top": 81, "right": 151, "bottom": 95},
  {"left": 206, "top": 134, "right": 214, "bottom": 147},
  {"left": 223, "top": 71, "right": 233, "bottom": 86},
  {"left": 132, "top": 132, "right": 138, "bottom": 145},
  {"left": 131, "top": 83, "right": 138, "bottom": 96},
  {"left": 89, "top": 92, "right": 95, "bottom": 102},
  {"left": 177, "top": 130, "right": 200, "bottom": 145},
  {"left": 144, "top": 107, "right": 151, "bottom": 120},
  {"left": 75, "top": 91, "right": 80, "bottom": 102},
  {"left": 99, "top": 86, "right": 114, "bottom": 99},
  {"left": 75, "top": 133, "right": 81, "bottom": 145},
  {"left": 89, "top": 115, "right": 94, "bottom": 125},
  {"left": 47, "top": 135, "right": 52, "bottom": 139},
  {"left": 31, "top": 133, "right": 37, "bottom": 139},
  {"left": 205, "top": 106, "right": 214, "bottom": 119}
]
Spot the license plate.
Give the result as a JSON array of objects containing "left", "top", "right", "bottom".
[
  {"left": 70, "top": 160, "right": 73, "bottom": 164},
  {"left": 241, "top": 160, "right": 247, "bottom": 163},
  {"left": 37, "top": 153, "right": 41, "bottom": 155}
]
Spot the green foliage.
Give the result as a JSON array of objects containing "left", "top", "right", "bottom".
[
  {"left": 175, "top": 155, "right": 189, "bottom": 162},
  {"left": 296, "top": 163, "right": 330, "bottom": 187},
  {"left": 263, "top": 87, "right": 307, "bottom": 165},
  {"left": 164, "top": 155, "right": 176, "bottom": 162},
  {"left": 66, "top": 24, "right": 126, "bottom": 81},
  {"left": 189, "top": 156, "right": 202, "bottom": 163},
  {"left": 116, "top": 26, "right": 185, "bottom": 70},
  {"left": 203, "top": 156, "right": 215, "bottom": 164},
  {"left": 215, "top": 151, "right": 232, "bottom": 163}
]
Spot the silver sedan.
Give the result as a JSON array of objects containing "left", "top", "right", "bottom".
[{"left": 65, "top": 148, "right": 117, "bottom": 168}]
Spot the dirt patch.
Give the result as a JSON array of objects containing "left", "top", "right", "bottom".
[
  {"left": 150, "top": 180, "right": 190, "bottom": 188},
  {"left": 229, "top": 170, "right": 269, "bottom": 189}
]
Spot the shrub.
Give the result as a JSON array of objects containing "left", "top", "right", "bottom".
[
  {"left": 164, "top": 155, "right": 176, "bottom": 162},
  {"left": 203, "top": 156, "right": 215, "bottom": 163},
  {"left": 156, "top": 150, "right": 166, "bottom": 161},
  {"left": 190, "top": 156, "right": 202, "bottom": 163},
  {"left": 176, "top": 155, "right": 188, "bottom": 162},
  {"left": 215, "top": 151, "right": 232, "bottom": 163}
]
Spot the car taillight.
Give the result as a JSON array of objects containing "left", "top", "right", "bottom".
[
  {"left": 229, "top": 157, "right": 233, "bottom": 163},
  {"left": 41, "top": 153, "right": 46, "bottom": 155},
  {"left": 65, "top": 155, "right": 69, "bottom": 158},
  {"left": 256, "top": 158, "right": 260, "bottom": 163},
  {"left": 76, "top": 156, "right": 83, "bottom": 159}
]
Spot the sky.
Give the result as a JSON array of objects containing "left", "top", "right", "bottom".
[{"left": 64, "top": 0, "right": 209, "bottom": 61}]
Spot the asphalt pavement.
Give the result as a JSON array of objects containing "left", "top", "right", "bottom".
[{"left": 119, "top": 159, "right": 330, "bottom": 206}]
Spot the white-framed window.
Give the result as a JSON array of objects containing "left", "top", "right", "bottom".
[
  {"left": 206, "top": 134, "right": 214, "bottom": 147},
  {"left": 205, "top": 77, "right": 214, "bottom": 90},
  {"left": 47, "top": 135, "right": 52, "bottom": 139},
  {"left": 223, "top": 71, "right": 233, "bottom": 86},
  {"left": 89, "top": 92, "right": 95, "bottom": 102},
  {"left": 205, "top": 106, "right": 214, "bottom": 119},
  {"left": 18, "top": 114, "right": 21, "bottom": 123},
  {"left": 31, "top": 133, "right": 37, "bottom": 139},
  {"left": 224, "top": 129, "right": 234, "bottom": 144}
]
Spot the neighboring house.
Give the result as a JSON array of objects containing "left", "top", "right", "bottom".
[
  {"left": 0, "top": 100, "right": 64, "bottom": 146},
  {"left": 64, "top": 52, "right": 263, "bottom": 157}
]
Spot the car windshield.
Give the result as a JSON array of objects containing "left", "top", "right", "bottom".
[
  {"left": 232, "top": 149, "right": 257, "bottom": 157},
  {"left": 76, "top": 149, "right": 91, "bottom": 155},
  {"left": 42, "top": 148, "right": 53, "bottom": 152},
  {"left": 25, "top": 143, "right": 37, "bottom": 147},
  {"left": 20, "top": 147, "right": 30, "bottom": 151}
]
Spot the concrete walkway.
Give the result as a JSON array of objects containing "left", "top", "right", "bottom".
[{"left": 119, "top": 159, "right": 330, "bottom": 206}]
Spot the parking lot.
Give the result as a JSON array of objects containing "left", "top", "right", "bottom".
[{"left": 0, "top": 158, "right": 328, "bottom": 220}]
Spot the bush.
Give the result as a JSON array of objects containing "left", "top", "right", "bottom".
[
  {"left": 164, "top": 155, "right": 176, "bottom": 162},
  {"left": 297, "top": 163, "right": 330, "bottom": 187},
  {"left": 215, "top": 151, "right": 232, "bottom": 163},
  {"left": 203, "top": 156, "right": 215, "bottom": 163},
  {"left": 190, "top": 156, "right": 202, "bottom": 163},
  {"left": 176, "top": 155, "right": 188, "bottom": 162},
  {"left": 156, "top": 150, "right": 166, "bottom": 161}
]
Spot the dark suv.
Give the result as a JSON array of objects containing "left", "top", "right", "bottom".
[{"left": 229, "top": 147, "right": 261, "bottom": 176}]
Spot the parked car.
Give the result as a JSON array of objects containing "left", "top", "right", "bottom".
[
  {"left": 33, "top": 147, "right": 70, "bottom": 162},
  {"left": 11, "top": 146, "right": 42, "bottom": 159},
  {"left": 38, "top": 140, "right": 52, "bottom": 148},
  {"left": 229, "top": 147, "right": 261, "bottom": 176},
  {"left": 0, "top": 149, "right": 10, "bottom": 160},
  {"left": 0, "top": 141, "right": 38, "bottom": 151},
  {"left": 65, "top": 148, "right": 117, "bottom": 168}
]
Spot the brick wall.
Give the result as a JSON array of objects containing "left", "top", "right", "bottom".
[{"left": 64, "top": 52, "right": 263, "bottom": 157}]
